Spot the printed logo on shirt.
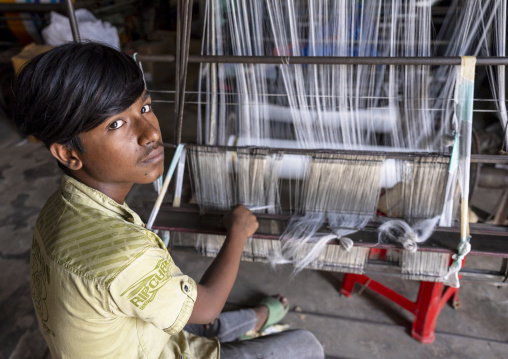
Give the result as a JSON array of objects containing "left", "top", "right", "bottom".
[
  {"left": 181, "top": 354, "right": 191, "bottom": 359},
  {"left": 121, "top": 258, "right": 172, "bottom": 309}
]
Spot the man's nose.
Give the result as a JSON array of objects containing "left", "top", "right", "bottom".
[{"left": 138, "top": 117, "right": 160, "bottom": 146}]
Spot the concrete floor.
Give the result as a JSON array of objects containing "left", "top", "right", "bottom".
[{"left": 1, "top": 86, "right": 508, "bottom": 359}]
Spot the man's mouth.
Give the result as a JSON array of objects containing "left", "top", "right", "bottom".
[{"left": 142, "top": 147, "right": 164, "bottom": 164}]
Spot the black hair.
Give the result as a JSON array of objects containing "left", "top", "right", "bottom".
[{"left": 12, "top": 41, "right": 145, "bottom": 152}]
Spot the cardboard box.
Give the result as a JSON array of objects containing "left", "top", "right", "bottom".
[{"left": 11, "top": 43, "right": 54, "bottom": 74}]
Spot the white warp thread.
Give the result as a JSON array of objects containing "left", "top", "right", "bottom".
[
  {"left": 338, "top": 237, "right": 354, "bottom": 252},
  {"left": 315, "top": 233, "right": 354, "bottom": 252},
  {"left": 281, "top": 213, "right": 371, "bottom": 272},
  {"left": 377, "top": 216, "right": 440, "bottom": 253}
]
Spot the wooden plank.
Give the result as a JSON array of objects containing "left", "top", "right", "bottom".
[{"left": 134, "top": 204, "right": 508, "bottom": 258}]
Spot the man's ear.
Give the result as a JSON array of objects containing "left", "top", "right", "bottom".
[{"left": 49, "top": 143, "right": 83, "bottom": 171}]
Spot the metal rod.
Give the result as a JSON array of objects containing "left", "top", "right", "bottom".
[
  {"left": 136, "top": 54, "right": 176, "bottom": 63},
  {"left": 174, "top": 0, "right": 182, "bottom": 141},
  {"left": 64, "top": 0, "right": 80, "bottom": 43},
  {"left": 188, "top": 55, "right": 508, "bottom": 66},
  {"left": 189, "top": 143, "right": 445, "bottom": 160},
  {"left": 186, "top": 144, "right": 508, "bottom": 163},
  {"left": 131, "top": 54, "right": 508, "bottom": 66},
  {"left": 209, "top": 0, "right": 217, "bottom": 146},
  {"left": 174, "top": 0, "right": 193, "bottom": 146},
  {"left": 470, "top": 154, "right": 508, "bottom": 164}
]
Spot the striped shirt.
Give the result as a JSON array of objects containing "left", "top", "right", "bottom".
[{"left": 31, "top": 175, "right": 219, "bottom": 358}]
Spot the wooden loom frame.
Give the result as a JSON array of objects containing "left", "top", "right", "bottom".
[{"left": 63, "top": 0, "right": 508, "bottom": 344}]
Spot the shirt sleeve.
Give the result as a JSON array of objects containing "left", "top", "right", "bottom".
[{"left": 109, "top": 247, "right": 197, "bottom": 336}]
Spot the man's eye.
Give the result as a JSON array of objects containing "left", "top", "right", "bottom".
[
  {"left": 108, "top": 119, "right": 125, "bottom": 130},
  {"left": 141, "top": 104, "right": 152, "bottom": 114}
]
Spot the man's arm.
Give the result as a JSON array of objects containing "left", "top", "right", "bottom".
[{"left": 188, "top": 205, "right": 258, "bottom": 324}]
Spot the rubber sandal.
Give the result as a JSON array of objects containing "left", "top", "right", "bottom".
[
  {"left": 238, "top": 296, "right": 290, "bottom": 340},
  {"left": 258, "top": 296, "right": 289, "bottom": 333}
]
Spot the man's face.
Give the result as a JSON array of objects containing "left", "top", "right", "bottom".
[{"left": 76, "top": 91, "right": 164, "bottom": 189}]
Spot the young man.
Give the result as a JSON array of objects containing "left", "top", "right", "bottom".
[{"left": 14, "top": 42, "right": 324, "bottom": 358}]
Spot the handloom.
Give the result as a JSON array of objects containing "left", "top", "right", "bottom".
[
  {"left": 138, "top": 0, "right": 508, "bottom": 289},
  {"left": 144, "top": 0, "right": 508, "bottom": 286},
  {"left": 53, "top": 0, "right": 508, "bottom": 345}
]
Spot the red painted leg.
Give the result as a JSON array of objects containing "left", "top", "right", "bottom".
[
  {"left": 411, "top": 282, "right": 459, "bottom": 343},
  {"left": 340, "top": 273, "right": 362, "bottom": 297},
  {"left": 340, "top": 274, "right": 460, "bottom": 343},
  {"left": 411, "top": 282, "right": 443, "bottom": 343}
]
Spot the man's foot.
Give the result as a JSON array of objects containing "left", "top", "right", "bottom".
[{"left": 253, "top": 294, "right": 288, "bottom": 332}]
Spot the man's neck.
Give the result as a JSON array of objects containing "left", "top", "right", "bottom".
[{"left": 69, "top": 171, "right": 133, "bottom": 204}]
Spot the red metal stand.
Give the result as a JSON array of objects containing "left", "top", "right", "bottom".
[{"left": 340, "top": 273, "right": 459, "bottom": 343}]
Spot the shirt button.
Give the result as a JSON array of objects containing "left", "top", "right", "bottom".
[{"left": 184, "top": 284, "right": 189, "bottom": 292}]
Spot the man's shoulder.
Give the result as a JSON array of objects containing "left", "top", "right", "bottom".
[{"left": 36, "top": 189, "right": 161, "bottom": 284}]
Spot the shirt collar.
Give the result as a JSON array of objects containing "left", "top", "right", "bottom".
[{"left": 61, "top": 174, "right": 145, "bottom": 227}]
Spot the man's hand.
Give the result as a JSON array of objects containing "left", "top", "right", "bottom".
[
  {"left": 188, "top": 205, "right": 259, "bottom": 324},
  {"left": 223, "top": 205, "right": 259, "bottom": 239}
]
